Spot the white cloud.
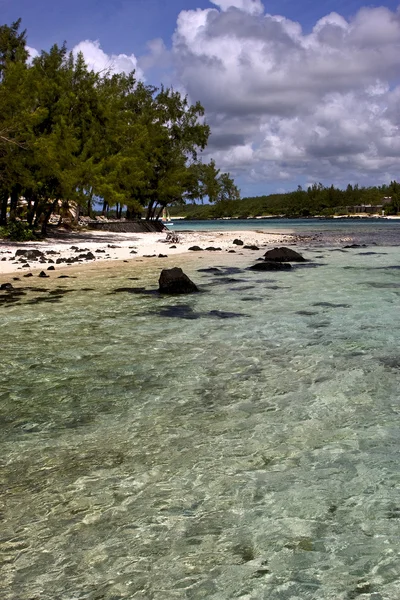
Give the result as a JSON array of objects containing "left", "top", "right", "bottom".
[
  {"left": 210, "top": 0, "right": 264, "bottom": 15},
  {"left": 170, "top": 4, "right": 400, "bottom": 188},
  {"left": 26, "top": 46, "right": 39, "bottom": 62},
  {"left": 72, "top": 40, "right": 144, "bottom": 79}
]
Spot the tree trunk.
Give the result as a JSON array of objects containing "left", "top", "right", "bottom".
[
  {"left": 102, "top": 200, "right": 108, "bottom": 216},
  {"left": 9, "top": 185, "right": 20, "bottom": 223},
  {"left": 0, "top": 191, "right": 8, "bottom": 226},
  {"left": 146, "top": 200, "right": 155, "bottom": 221},
  {"left": 156, "top": 205, "right": 164, "bottom": 220},
  {"left": 41, "top": 200, "right": 58, "bottom": 236},
  {"left": 28, "top": 194, "right": 39, "bottom": 227}
]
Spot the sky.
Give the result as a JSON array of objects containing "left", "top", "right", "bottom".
[{"left": 2, "top": 0, "right": 400, "bottom": 197}]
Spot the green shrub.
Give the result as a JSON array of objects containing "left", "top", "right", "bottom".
[{"left": 0, "top": 222, "right": 40, "bottom": 241}]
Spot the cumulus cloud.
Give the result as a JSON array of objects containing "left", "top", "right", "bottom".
[
  {"left": 72, "top": 40, "right": 144, "bottom": 78},
  {"left": 170, "top": 3, "right": 400, "bottom": 188},
  {"left": 210, "top": 0, "right": 264, "bottom": 15}
]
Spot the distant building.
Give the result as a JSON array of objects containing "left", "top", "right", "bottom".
[{"left": 347, "top": 197, "right": 392, "bottom": 214}]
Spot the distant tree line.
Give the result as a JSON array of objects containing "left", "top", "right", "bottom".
[
  {"left": 0, "top": 19, "right": 239, "bottom": 238},
  {"left": 170, "top": 181, "right": 400, "bottom": 219}
]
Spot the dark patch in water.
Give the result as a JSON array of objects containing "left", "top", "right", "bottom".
[
  {"left": 312, "top": 302, "right": 351, "bottom": 308},
  {"left": 378, "top": 357, "right": 400, "bottom": 369},
  {"left": 157, "top": 305, "right": 200, "bottom": 320},
  {"left": 232, "top": 285, "right": 255, "bottom": 291},
  {"left": 241, "top": 297, "right": 264, "bottom": 302},
  {"left": 112, "top": 287, "right": 152, "bottom": 295},
  {"left": 308, "top": 321, "right": 330, "bottom": 328},
  {"left": 208, "top": 310, "right": 248, "bottom": 319},
  {"left": 296, "top": 310, "right": 319, "bottom": 316},
  {"left": 197, "top": 267, "right": 222, "bottom": 273},
  {"left": 362, "top": 282, "right": 400, "bottom": 289},
  {"left": 357, "top": 252, "right": 387, "bottom": 255},
  {"left": 210, "top": 277, "right": 248, "bottom": 285},
  {"left": 25, "top": 296, "right": 63, "bottom": 305},
  {"left": 214, "top": 266, "right": 244, "bottom": 275},
  {"left": 292, "top": 262, "right": 326, "bottom": 269}
]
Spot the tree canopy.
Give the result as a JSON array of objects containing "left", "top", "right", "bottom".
[{"left": 0, "top": 19, "right": 239, "bottom": 235}]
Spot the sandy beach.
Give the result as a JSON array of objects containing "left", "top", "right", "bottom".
[{"left": 0, "top": 228, "right": 299, "bottom": 280}]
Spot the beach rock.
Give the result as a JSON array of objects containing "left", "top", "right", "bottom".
[
  {"left": 15, "top": 249, "right": 44, "bottom": 261},
  {"left": 130, "top": 250, "right": 137, "bottom": 254},
  {"left": 343, "top": 243, "right": 367, "bottom": 249},
  {"left": 158, "top": 254, "right": 168, "bottom": 258},
  {"left": 47, "top": 266, "right": 55, "bottom": 271},
  {"left": 169, "top": 245, "right": 177, "bottom": 249},
  {"left": 233, "top": 239, "right": 244, "bottom": 245},
  {"left": 23, "top": 273, "right": 33, "bottom": 277},
  {"left": 38, "top": 271, "right": 49, "bottom": 278},
  {"left": 159, "top": 267, "right": 199, "bottom": 294},
  {"left": 78, "top": 252, "right": 95, "bottom": 260},
  {"left": 188, "top": 246, "right": 203, "bottom": 251},
  {"left": 95, "top": 249, "right": 106, "bottom": 253},
  {"left": 0, "top": 282, "right": 13, "bottom": 290},
  {"left": 249, "top": 261, "right": 292, "bottom": 271},
  {"left": 244, "top": 245, "right": 259, "bottom": 250},
  {"left": 228, "top": 250, "right": 236, "bottom": 253},
  {"left": 206, "top": 247, "right": 222, "bottom": 251},
  {"left": 1, "top": 257, "right": 6, "bottom": 261},
  {"left": 263, "top": 247, "right": 307, "bottom": 262}
]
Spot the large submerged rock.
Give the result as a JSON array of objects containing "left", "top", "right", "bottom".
[
  {"left": 159, "top": 268, "right": 199, "bottom": 294},
  {"left": 249, "top": 261, "right": 292, "bottom": 271},
  {"left": 263, "top": 247, "right": 307, "bottom": 262}
]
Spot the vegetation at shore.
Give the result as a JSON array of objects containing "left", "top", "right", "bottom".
[
  {"left": 170, "top": 181, "right": 400, "bottom": 219},
  {"left": 0, "top": 20, "right": 239, "bottom": 238}
]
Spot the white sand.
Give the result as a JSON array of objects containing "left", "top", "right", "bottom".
[{"left": 0, "top": 228, "right": 297, "bottom": 279}]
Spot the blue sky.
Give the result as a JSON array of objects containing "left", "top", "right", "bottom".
[
  {"left": 2, "top": 0, "right": 400, "bottom": 196},
  {"left": 3, "top": 0, "right": 399, "bottom": 54}
]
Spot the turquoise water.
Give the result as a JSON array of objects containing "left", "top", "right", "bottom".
[
  {"left": 169, "top": 218, "right": 400, "bottom": 245},
  {"left": 1, "top": 243, "right": 400, "bottom": 599}
]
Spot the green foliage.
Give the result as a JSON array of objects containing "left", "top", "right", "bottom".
[
  {"left": 0, "top": 19, "right": 237, "bottom": 233},
  {"left": 170, "top": 180, "right": 400, "bottom": 219},
  {"left": 0, "top": 221, "right": 39, "bottom": 241}
]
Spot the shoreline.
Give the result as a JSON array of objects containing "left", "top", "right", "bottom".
[{"left": 0, "top": 228, "right": 299, "bottom": 280}]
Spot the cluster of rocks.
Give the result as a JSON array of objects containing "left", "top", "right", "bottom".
[{"left": 249, "top": 247, "right": 307, "bottom": 271}]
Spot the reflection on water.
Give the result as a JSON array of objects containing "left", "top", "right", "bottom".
[{"left": 1, "top": 246, "right": 400, "bottom": 599}]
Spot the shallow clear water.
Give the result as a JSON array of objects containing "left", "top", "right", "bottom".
[
  {"left": 170, "top": 218, "right": 400, "bottom": 246},
  {"left": 1, "top": 244, "right": 400, "bottom": 599}
]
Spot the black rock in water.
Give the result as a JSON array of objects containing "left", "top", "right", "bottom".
[
  {"left": 188, "top": 246, "right": 203, "bottom": 251},
  {"left": 159, "top": 267, "right": 199, "bottom": 294},
  {"left": 263, "top": 247, "right": 307, "bottom": 262},
  {"left": 233, "top": 239, "right": 244, "bottom": 245},
  {"left": 0, "top": 282, "right": 13, "bottom": 290},
  {"left": 47, "top": 266, "right": 55, "bottom": 271},
  {"left": 249, "top": 261, "right": 292, "bottom": 271},
  {"left": 244, "top": 245, "right": 259, "bottom": 250},
  {"left": 38, "top": 271, "right": 49, "bottom": 278},
  {"left": 205, "top": 247, "right": 222, "bottom": 251}
]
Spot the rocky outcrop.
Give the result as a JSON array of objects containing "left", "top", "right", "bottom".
[
  {"left": 263, "top": 247, "right": 307, "bottom": 262},
  {"left": 159, "top": 268, "right": 199, "bottom": 294},
  {"left": 233, "top": 239, "right": 243, "bottom": 245},
  {"left": 88, "top": 220, "right": 166, "bottom": 233},
  {"left": 188, "top": 246, "right": 203, "bottom": 251},
  {"left": 15, "top": 249, "right": 44, "bottom": 261}
]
